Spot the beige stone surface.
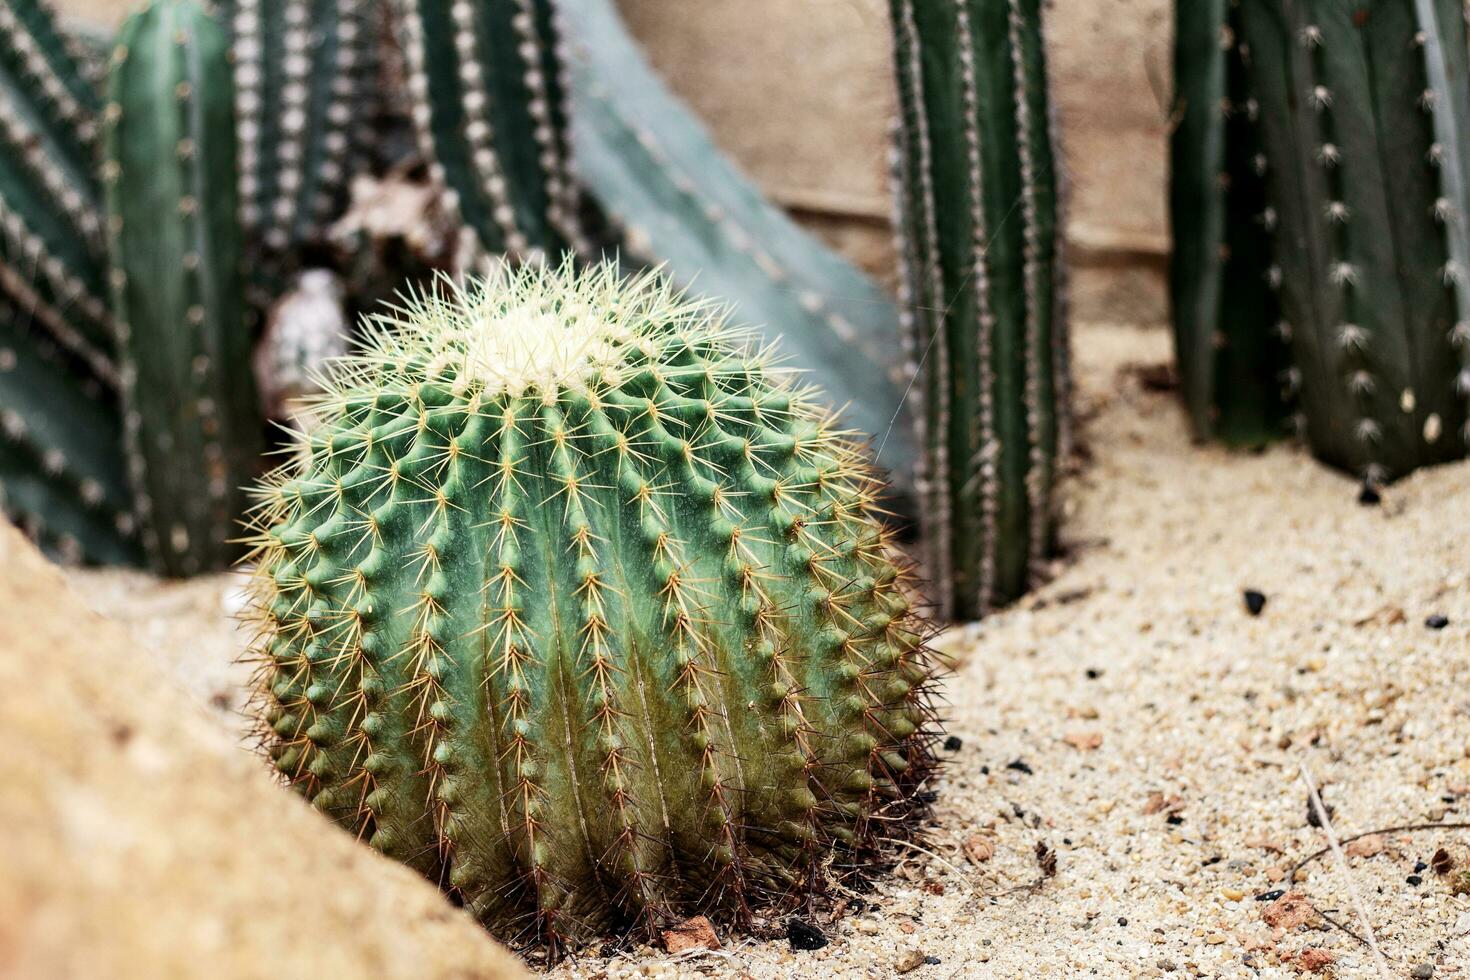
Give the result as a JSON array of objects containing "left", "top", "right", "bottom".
[{"left": 0, "top": 524, "right": 527, "bottom": 980}]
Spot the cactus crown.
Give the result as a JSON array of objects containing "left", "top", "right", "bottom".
[{"left": 246, "top": 260, "right": 937, "bottom": 952}]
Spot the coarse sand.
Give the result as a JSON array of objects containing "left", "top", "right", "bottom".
[{"left": 67, "top": 322, "right": 1470, "bottom": 978}]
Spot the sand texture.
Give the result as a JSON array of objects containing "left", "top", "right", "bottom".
[
  {"left": 0, "top": 524, "right": 528, "bottom": 980},
  {"left": 55, "top": 322, "right": 1470, "bottom": 978}
]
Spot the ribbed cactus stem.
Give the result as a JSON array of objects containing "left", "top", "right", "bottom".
[
  {"left": 0, "top": 303, "right": 136, "bottom": 565},
  {"left": 1169, "top": 0, "right": 1294, "bottom": 444},
  {"left": 1237, "top": 0, "right": 1469, "bottom": 481},
  {"left": 394, "top": 0, "right": 588, "bottom": 260},
  {"left": 0, "top": 0, "right": 114, "bottom": 380},
  {"left": 232, "top": 0, "right": 369, "bottom": 258},
  {"left": 103, "top": 0, "right": 264, "bottom": 575},
  {"left": 245, "top": 261, "right": 937, "bottom": 953},
  {"left": 889, "top": 0, "right": 1068, "bottom": 620}
]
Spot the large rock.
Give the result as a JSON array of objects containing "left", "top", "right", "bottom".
[{"left": 0, "top": 523, "right": 527, "bottom": 979}]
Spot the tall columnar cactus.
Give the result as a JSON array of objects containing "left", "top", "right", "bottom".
[
  {"left": 393, "top": 0, "right": 590, "bottom": 261},
  {"left": 1169, "top": 0, "right": 1293, "bottom": 445},
  {"left": 0, "top": 0, "right": 115, "bottom": 383},
  {"left": 230, "top": 0, "right": 373, "bottom": 260},
  {"left": 1228, "top": 0, "right": 1470, "bottom": 482},
  {"left": 103, "top": 0, "right": 264, "bottom": 575},
  {"left": 558, "top": 0, "right": 918, "bottom": 503},
  {"left": 888, "top": 0, "right": 1069, "bottom": 621},
  {"left": 245, "top": 261, "right": 937, "bottom": 951}
]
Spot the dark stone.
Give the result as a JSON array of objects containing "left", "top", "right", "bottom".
[
  {"left": 943, "top": 735, "right": 964, "bottom": 752},
  {"left": 1427, "top": 614, "right": 1449, "bottom": 630},
  {"left": 786, "top": 918, "right": 827, "bottom": 951},
  {"left": 1006, "top": 759, "right": 1034, "bottom": 776},
  {"left": 1255, "top": 889, "right": 1285, "bottom": 901},
  {"left": 1243, "top": 590, "right": 1267, "bottom": 616}
]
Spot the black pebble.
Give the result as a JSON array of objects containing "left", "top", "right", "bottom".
[
  {"left": 943, "top": 735, "right": 964, "bottom": 752},
  {"left": 1243, "top": 590, "right": 1267, "bottom": 616},
  {"left": 924, "top": 956, "right": 941, "bottom": 965},
  {"left": 1414, "top": 860, "right": 1428, "bottom": 873},
  {"left": 1117, "top": 917, "right": 1128, "bottom": 926},
  {"left": 1006, "top": 759, "right": 1034, "bottom": 776},
  {"left": 1085, "top": 668, "right": 1102, "bottom": 680},
  {"left": 787, "top": 918, "right": 827, "bottom": 951},
  {"left": 1255, "top": 889, "right": 1286, "bottom": 902},
  {"left": 1358, "top": 481, "right": 1381, "bottom": 506},
  {"left": 1427, "top": 614, "right": 1449, "bottom": 630},
  {"left": 1306, "top": 792, "right": 1334, "bottom": 828},
  {"left": 1166, "top": 814, "right": 1185, "bottom": 826},
  {"left": 1407, "top": 874, "right": 1423, "bottom": 886}
]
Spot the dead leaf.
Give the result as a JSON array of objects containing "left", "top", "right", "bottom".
[
  {"left": 1343, "top": 835, "right": 1384, "bottom": 859},
  {"left": 661, "top": 915, "right": 721, "bottom": 954},
  {"left": 1142, "top": 792, "right": 1185, "bottom": 816},
  {"left": 1063, "top": 731, "right": 1103, "bottom": 751},
  {"left": 1296, "top": 947, "right": 1334, "bottom": 974},
  {"left": 1262, "top": 891, "right": 1317, "bottom": 931},
  {"left": 1432, "top": 848, "right": 1455, "bottom": 875},
  {"left": 1036, "top": 841, "right": 1058, "bottom": 878},
  {"left": 962, "top": 833, "right": 996, "bottom": 865}
]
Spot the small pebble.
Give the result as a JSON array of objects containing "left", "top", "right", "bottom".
[
  {"left": 924, "top": 956, "right": 941, "bottom": 965},
  {"left": 1255, "top": 889, "right": 1286, "bottom": 902},
  {"left": 894, "top": 949, "right": 925, "bottom": 974},
  {"left": 1085, "top": 668, "right": 1102, "bottom": 679},
  {"left": 786, "top": 918, "right": 826, "bottom": 951},
  {"left": 1006, "top": 759, "right": 1034, "bottom": 776},
  {"left": 1410, "top": 965, "right": 1434, "bottom": 979},
  {"left": 1427, "top": 614, "right": 1449, "bottom": 630},
  {"left": 1243, "top": 589, "right": 1267, "bottom": 616},
  {"left": 942, "top": 735, "right": 963, "bottom": 752},
  {"left": 1414, "top": 860, "right": 1428, "bottom": 873},
  {"left": 1408, "top": 874, "right": 1423, "bottom": 886}
]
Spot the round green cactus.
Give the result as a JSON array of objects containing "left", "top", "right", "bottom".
[{"left": 245, "top": 261, "right": 937, "bottom": 951}]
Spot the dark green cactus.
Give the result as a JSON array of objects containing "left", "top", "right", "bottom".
[
  {"left": 103, "top": 0, "right": 264, "bottom": 575},
  {"left": 393, "top": 0, "right": 590, "bottom": 261},
  {"left": 245, "top": 261, "right": 936, "bottom": 952},
  {"left": 0, "top": 302, "right": 138, "bottom": 565},
  {"left": 888, "top": 0, "right": 1070, "bottom": 621},
  {"left": 230, "top": 0, "right": 374, "bottom": 259},
  {"left": 558, "top": 0, "right": 917, "bottom": 503},
  {"left": 0, "top": 0, "right": 115, "bottom": 383},
  {"left": 1169, "top": 0, "right": 1294, "bottom": 445},
  {"left": 1227, "top": 0, "right": 1470, "bottom": 482}
]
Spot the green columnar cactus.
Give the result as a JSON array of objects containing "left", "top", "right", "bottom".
[
  {"left": 393, "top": 0, "right": 590, "bottom": 261},
  {"left": 888, "top": 0, "right": 1069, "bottom": 621},
  {"left": 0, "top": 302, "right": 138, "bottom": 565},
  {"left": 558, "top": 0, "right": 917, "bottom": 502},
  {"left": 0, "top": 0, "right": 115, "bottom": 382},
  {"left": 245, "top": 261, "right": 936, "bottom": 951},
  {"left": 103, "top": 0, "right": 264, "bottom": 575},
  {"left": 231, "top": 0, "right": 372, "bottom": 259},
  {"left": 1233, "top": 0, "right": 1470, "bottom": 482},
  {"left": 1169, "top": 0, "right": 1293, "bottom": 445}
]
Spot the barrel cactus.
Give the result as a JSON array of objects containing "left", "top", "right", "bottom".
[{"left": 244, "top": 261, "right": 938, "bottom": 951}]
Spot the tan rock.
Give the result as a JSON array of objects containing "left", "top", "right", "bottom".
[{"left": 0, "top": 524, "right": 526, "bottom": 979}]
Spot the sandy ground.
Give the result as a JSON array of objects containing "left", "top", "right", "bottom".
[{"left": 68, "top": 322, "right": 1470, "bottom": 978}]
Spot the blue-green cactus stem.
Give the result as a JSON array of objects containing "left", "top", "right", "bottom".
[{"left": 103, "top": 0, "right": 265, "bottom": 575}]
